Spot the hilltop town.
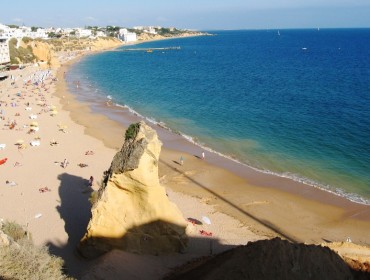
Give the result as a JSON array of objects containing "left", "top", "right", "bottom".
[{"left": 0, "top": 23, "right": 206, "bottom": 68}]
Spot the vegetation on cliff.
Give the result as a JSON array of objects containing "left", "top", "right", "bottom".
[
  {"left": 125, "top": 122, "right": 140, "bottom": 141},
  {"left": 0, "top": 220, "right": 72, "bottom": 280},
  {"left": 78, "top": 122, "right": 188, "bottom": 258},
  {"left": 9, "top": 36, "right": 122, "bottom": 66},
  {"left": 9, "top": 38, "right": 36, "bottom": 64}
]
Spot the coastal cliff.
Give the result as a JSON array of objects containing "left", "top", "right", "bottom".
[
  {"left": 78, "top": 121, "right": 188, "bottom": 259},
  {"left": 137, "top": 31, "right": 208, "bottom": 41},
  {"left": 16, "top": 37, "right": 122, "bottom": 68}
]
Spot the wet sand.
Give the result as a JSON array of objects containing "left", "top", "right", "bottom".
[
  {"left": 0, "top": 44, "right": 369, "bottom": 278},
  {"left": 58, "top": 53, "right": 370, "bottom": 245}
]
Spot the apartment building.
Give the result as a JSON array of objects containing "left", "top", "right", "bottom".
[
  {"left": 0, "top": 37, "right": 10, "bottom": 65},
  {"left": 118, "top": 28, "right": 137, "bottom": 42}
]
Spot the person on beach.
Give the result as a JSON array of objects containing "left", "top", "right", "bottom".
[
  {"left": 180, "top": 156, "right": 184, "bottom": 165},
  {"left": 62, "top": 158, "right": 69, "bottom": 169},
  {"left": 202, "top": 152, "right": 205, "bottom": 160},
  {"left": 88, "top": 176, "right": 94, "bottom": 187}
]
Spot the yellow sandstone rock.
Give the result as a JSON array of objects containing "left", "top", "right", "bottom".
[{"left": 79, "top": 121, "right": 188, "bottom": 258}]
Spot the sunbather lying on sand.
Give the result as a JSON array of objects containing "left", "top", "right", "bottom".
[
  {"left": 50, "top": 140, "right": 59, "bottom": 146},
  {"left": 199, "top": 230, "right": 213, "bottom": 237},
  {"left": 39, "top": 187, "right": 51, "bottom": 193}
]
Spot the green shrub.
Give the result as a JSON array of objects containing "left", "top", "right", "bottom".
[
  {"left": 9, "top": 39, "right": 36, "bottom": 64},
  {"left": 157, "top": 28, "right": 181, "bottom": 36},
  {"left": 125, "top": 123, "right": 140, "bottom": 141},
  {"left": 9, "top": 38, "right": 17, "bottom": 47},
  {"left": 22, "top": 37, "right": 33, "bottom": 44}
]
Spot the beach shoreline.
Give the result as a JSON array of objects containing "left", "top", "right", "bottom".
[
  {"left": 58, "top": 44, "right": 370, "bottom": 238},
  {"left": 0, "top": 35, "right": 369, "bottom": 278}
]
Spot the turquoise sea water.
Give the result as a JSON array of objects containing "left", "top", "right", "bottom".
[{"left": 68, "top": 29, "right": 370, "bottom": 204}]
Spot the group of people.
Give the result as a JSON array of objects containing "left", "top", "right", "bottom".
[
  {"left": 179, "top": 151, "right": 205, "bottom": 166},
  {"left": 60, "top": 157, "right": 94, "bottom": 187},
  {"left": 61, "top": 158, "right": 69, "bottom": 168}
]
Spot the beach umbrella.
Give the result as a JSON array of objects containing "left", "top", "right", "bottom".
[
  {"left": 16, "top": 139, "right": 24, "bottom": 145},
  {"left": 202, "top": 216, "right": 212, "bottom": 225},
  {"left": 30, "top": 121, "right": 38, "bottom": 127},
  {"left": 50, "top": 110, "right": 58, "bottom": 115}
]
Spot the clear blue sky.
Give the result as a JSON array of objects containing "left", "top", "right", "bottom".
[{"left": 2, "top": 0, "right": 370, "bottom": 30}]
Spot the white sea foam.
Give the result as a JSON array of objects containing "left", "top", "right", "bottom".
[
  {"left": 88, "top": 95, "right": 370, "bottom": 206},
  {"left": 168, "top": 129, "right": 370, "bottom": 206}
]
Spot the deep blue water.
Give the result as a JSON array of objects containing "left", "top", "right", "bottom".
[{"left": 68, "top": 29, "right": 370, "bottom": 204}]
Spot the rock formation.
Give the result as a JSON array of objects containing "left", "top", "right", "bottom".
[
  {"left": 164, "top": 238, "right": 369, "bottom": 280},
  {"left": 323, "top": 242, "right": 370, "bottom": 273},
  {"left": 17, "top": 37, "right": 122, "bottom": 68},
  {"left": 78, "top": 121, "right": 188, "bottom": 259}
]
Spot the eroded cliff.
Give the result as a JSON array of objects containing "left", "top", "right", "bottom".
[
  {"left": 17, "top": 37, "right": 122, "bottom": 68},
  {"left": 78, "top": 122, "right": 188, "bottom": 259}
]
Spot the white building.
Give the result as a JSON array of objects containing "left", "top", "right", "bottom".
[
  {"left": 76, "top": 28, "right": 92, "bottom": 38},
  {"left": 146, "top": 26, "right": 157, "bottom": 35},
  {"left": 133, "top": 26, "right": 144, "bottom": 31},
  {"left": 134, "top": 26, "right": 157, "bottom": 35},
  {"left": 95, "top": 30, "right": 106, "bottom": 37},
  {"left": 118, "top": 28, "right": 137, "bottom": 42},
  {"left": 32, "top": 28, "right": 48, "bottom": 39},
  {"left": 0, "top": 23, "right": 48, "bottom": 40},
  {"left": 0, "top": 37, "right": 10, "bottom": 65}
]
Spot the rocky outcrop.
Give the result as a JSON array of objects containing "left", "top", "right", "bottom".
[
  {"left": 165, "top": 238, "right": 369, "bottom": 280},
  {"left": 323, "top": 242, "right": 370, "bottom": 273},
  {"left": 78, "top": 121, "right": 188, "bottom": 259},
  {"left": 22, "top": 40, "right": 60, "bottom": 68},
  {"left": 137, "top": 32, "right": 208, "bottom": 42}
]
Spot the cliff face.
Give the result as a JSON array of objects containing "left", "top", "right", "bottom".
[
  {"left": 78, "top": 121, "right": 188, "bottom": 259},
  {"left": 89, "top": 37, "right": 122, "bottom": 51},
  {"left": 137, "top": 32, "right": 206, "bottom": 41},
  {"left": 17, "top": 37, "right": 122, "bottom": 68},
  {"left": 22, "top": 40, "right": 60, "bottom": 68}
]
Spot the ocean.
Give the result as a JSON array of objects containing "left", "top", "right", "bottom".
[{"left": 67, "top": 29, "right": 370, "bottom": 205}]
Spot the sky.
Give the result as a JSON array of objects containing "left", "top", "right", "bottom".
[{"left": 2, "top": 0, "right": 370, "bottom": 30}]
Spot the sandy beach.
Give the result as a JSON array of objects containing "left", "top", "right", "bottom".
[{"left": 1, "top": 47, "right": 369, "bottom": 278}]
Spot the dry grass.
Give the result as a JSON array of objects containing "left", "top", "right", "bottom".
[
  {"left": 0, "top": 221, "right": 73, "bottom": 280},
  {"left": 89, "top": 191, "right": 98, "bottom": 206},
  {"left": 1, "top": 221, "right": 28, "bottom": 242}
]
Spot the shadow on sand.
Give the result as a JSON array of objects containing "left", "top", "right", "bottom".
[
  {"left": 45, "top": 172, "right": 240, "bottom": 279},
  {"left": 46, "top": 173, "right": 93, "bottom": 278},
  {"left": 160, "top": 159, "right": 301, "bottom": 243},
  {"left": 45, "top": 171, "right": 368, "bottom": 280}
]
